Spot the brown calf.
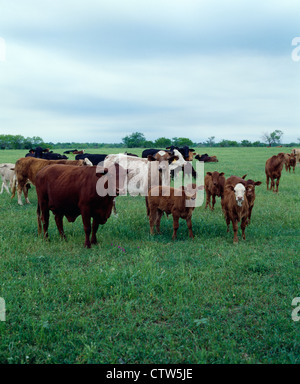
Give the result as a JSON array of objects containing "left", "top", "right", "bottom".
[
  {"left": 225, "top": 175, "right": 261, "bottom": 224},
  {"left": 146, "top": 184, "right": 202, "bottom": 240},
  {"left": 265, "top": 152, "right": 286, "bottom": 192},
  {"left": 222, "top": 183, "right": 249, "bottom": 243},
  {"left": 36, "top": 163, "right": 127, "bottom": 248},
  {"left": 204, "top": 171, "right": 225, "bottom": 210},
  {"left": 284, "top": 153, "right": 296, "bottom": 173},
  {"left": 11, "top": 157, "right": 91, "bottom": 205}
]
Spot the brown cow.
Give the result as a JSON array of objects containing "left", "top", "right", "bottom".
[
  {"left": 225, "top": 175, "right": 262, "bottom": 224},
  {"left": 146, "top": 184, "right": 202, "bottom": 240},
  {"left": 204, "top": 171, "right": 225, "bottom": 210},
  {"left": 284, "top": 153, "right": 296, "bottom": 173},
  {"left": 222, "top": 183, "right": 249, "bottom": 243},
  {"left": 11, "top": 157, "right": 92, "bottom": 205},
  {"left": 35, "top": 163, "right": 127, "bottom": 248},
  {"left": 265, "top": 152, "right": 286, "bottom": 192}
]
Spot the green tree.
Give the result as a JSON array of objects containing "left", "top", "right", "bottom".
[
  {"left": 241, "top": 140, "right": 252, "bottom": 147},
  {"left": 143, "top": 140, "right": 155, "bottom": 148},
  {"left": 172, "top": 137, "right": 194, "bottom": 147},
  {"left": 262, "top": 130, "right": 284, "bottom": 146},
  {"left": 206, "top": 136, "right": 215, "bottom": 147},
  {"left": 122, "top": 132, "right": 146, "bottom": 148},
  {"left": 155, "top": 137, "right": 172, "bottom": 148}
]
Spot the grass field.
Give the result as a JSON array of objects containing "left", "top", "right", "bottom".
[{"left": 0, "top": 147, "right": 299, "bottom": 364}]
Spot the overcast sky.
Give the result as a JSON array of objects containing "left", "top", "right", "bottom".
[{"left": 0, "top": 0, "right": 299, "bottom": 144}]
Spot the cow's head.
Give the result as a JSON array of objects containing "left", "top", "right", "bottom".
[
  {"left": 245, "top": 180, "right": 262, "bottom": 199},
  {"left": 207, "top": 171, "right": 225, "bottom": 193},
  {"left": 83, "top": 158, "right": 93, "bottom": 166},
  {"left": 231, "top": 183, "right": 246, "bottom": 206},
  {"left": 147, "top": 150, "right": 175, "bottom": 171}
]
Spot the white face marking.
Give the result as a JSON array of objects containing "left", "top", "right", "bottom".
[
  {"left": 157, "top": 151, "right": 166, "bottom": 156},
  {"left": 234, "top": 183, "right": 245, "bottom": 206}
]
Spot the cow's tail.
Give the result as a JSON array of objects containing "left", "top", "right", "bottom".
[{"left": 11, "top": 174, "right": 17, "bottom": 199}]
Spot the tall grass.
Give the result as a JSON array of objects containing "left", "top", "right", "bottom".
[{"left": 0, "top": 147, "right": 299, "bottom": 363}]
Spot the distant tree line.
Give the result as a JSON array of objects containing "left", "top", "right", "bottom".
[
  {"left": 1, "top": 131, "right": 299, "bottom": 150},
  {"left": 0, "top": 135, "right": 44, "bottom": 150}
]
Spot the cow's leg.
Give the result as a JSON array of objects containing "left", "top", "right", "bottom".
[
  {"left": 91, "top": 219, "right": 99, "bottom": 245},
  {"left": 155, "top": 209, "right": 163, "bottom": 234},
  {"left": 149, "top": 209, "right": 156, "bottom": 235},
  {"left": 172, "top": 215, "right": 180, "bottom": 240},
  {"left": 37, "top": 203, "right": 42, "bottom": 235},
  {"left": 22, "top": 184, "right": 30, "bottom": 204},
  {"left": 266, "top": 175, "right": 269, "bottom": 190},
  {"left": 225, "top": 214, "right": 230, "bottom": 232},
  {"left": 232, "top": 219, "right": 239, "bottom": 243},
  {"left": 3, "top": 181, "right": 10, "bottom": 194},
  {"left": 241, "top": 217, "right": 247, "bottom": 240},
  {"left": 270, "top": 178, "right": 275, "bottom": 192},
  {"left": 55, "top": 215, "right": 66, "bottom": 240},
  {"left": 112, "top": 198, "right": 118, "bottom": 217},
  {"left": 211, "top": 194, "right": 216, "bottom": 210},
  {"left": 0, "top": 181, "right": 4, "bottom": 194},
  {"left": 275, "top": 177, "right": 280, "bottom": 193},
  {"left": 248, "top": 205, "right": 253, "bottom": 224},
  {"left": 186, "top": 217, "right": 194, "bottom": 239},
  {"left": 41, "top": 206, "right": 50, "bottom": 239},
  {"left": 17, "top": 181, "right": 25, "bottom": 205},
  {"left": 82, "top": 213, "right": 92, "bottom": 248},
  {"left": 205, "top": 190, "right": 211, "bottom": 209}
]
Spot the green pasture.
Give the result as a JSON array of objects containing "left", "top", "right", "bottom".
[{"left": 0, "top": 147, "right": 299, "bottom": 364}]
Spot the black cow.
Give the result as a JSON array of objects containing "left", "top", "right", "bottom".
[
  {"left": 166, "top": 145, "right": 195, "bottom": 161},
  {"left": 75, "top": 153, "right": 108, "bottom": 165},
  {"left": 42, "top": 152, "right": 68, "bottom": 160},
  {"left": 142, "top": 149, "right": 164, "bottom": 158},
  {"left": 25, "top": 149, "right": 36, "bottom": 157},
  {"left": 35, "top": 146, "right": 46, "bottom": 158},
  {"left": 63, "top": 149, "right": 78, "bottom": 154},
  {"left": 195, "top": 154, "right": 209, "bottom": 162}
]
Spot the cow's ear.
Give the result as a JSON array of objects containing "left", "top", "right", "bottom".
[
  {"left": 227, "top": 185, "right": 234, "bottom": 191},
  {"left": 206, "top": 172, "right": 212, "bottom": 176},
  {"left": 147, "top": 155, "right": 156, "bottom": 161},
  {"left": 254, "top": 181, "right": 262, "bottom": 186},
  {"left": 242, "top": 174, "right": 247, "bottom": 179},
  {"left": 219, "top": 172, "right": 225, "bottom": 177}
]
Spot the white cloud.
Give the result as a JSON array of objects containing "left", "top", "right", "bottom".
[{"left": 0, "top": 0, "right": 299, "bottom": 143}]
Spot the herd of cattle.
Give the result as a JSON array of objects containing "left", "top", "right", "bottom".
[{"left": 0, "top": 146, "right": 299, "bottom": 247}]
